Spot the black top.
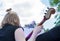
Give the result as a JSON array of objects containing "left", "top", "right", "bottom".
[
  {"left": 0, "top": 24, "right": 23, "bottom": 41},
  {"left": 36, "top": 25, "right": 60, "bottom": 41}
]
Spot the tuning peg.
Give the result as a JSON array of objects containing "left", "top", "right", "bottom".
[
  {"left": 47, "top": 7, "right": 49, "bottom": 9},
  {"left": 46, "top": 10, "right": 47, "bottom": 12},
  {"left": 44, "top": 13, "right": 46, "bottom": 14}
]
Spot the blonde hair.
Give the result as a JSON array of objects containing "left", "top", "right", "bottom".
[{"left": 1, "top": 8, "right": 20, "bottom": 27}]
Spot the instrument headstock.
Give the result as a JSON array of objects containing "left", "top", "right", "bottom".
[
  {"left": 44, "top": 7, "right": 55, "bottom": 20},
  {"left": 38, "top": 7, "right": 55, "bottom": 26}
]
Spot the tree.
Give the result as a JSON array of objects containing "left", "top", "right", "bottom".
[
  {"left": 49, "top": 0, "right": 60, "bottom": 26},
  {"left": 54, "top": 13, "right": 60, "bottom": 26},
  {"left": 49, "top": 0, "right": 60, "bottom": 11}
]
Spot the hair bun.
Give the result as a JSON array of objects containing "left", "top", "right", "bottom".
[{"left": 6, "top": 8, "right": 12, "bottom": 12}]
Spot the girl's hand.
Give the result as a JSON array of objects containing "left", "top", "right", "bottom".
[
  {"left": 28, "top": 25, "right": 43, "bottom": 41},
  {"left": 33, "top": 25, "right": 43, "bottom": 36}
]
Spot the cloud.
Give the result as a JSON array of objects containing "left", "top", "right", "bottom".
[
  {"left": 0, "top": 0, "right": 46, "bottom": 26},
  {"left": 0, "top": 1, "right": 3, "bottom": 7},
  {"left": 12, "top": 0, "right": 46, "bottom": 26},
  {"left": 12, "top": 0, "right": 46, "bottom": 17},
  {"left": 13, "top": 2, "right": 33, "bottom": 17},
  {"left": 0, "top": 0, "right": 5, "bottom": 10}
]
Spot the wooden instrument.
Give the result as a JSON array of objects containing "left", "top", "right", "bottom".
[{"left": 26, "top": 7, "right": 55, "bottom": 41}]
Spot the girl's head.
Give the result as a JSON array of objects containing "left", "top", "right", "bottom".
[{"left": 1, "top": 8, "right": 20, "bottom": 27}]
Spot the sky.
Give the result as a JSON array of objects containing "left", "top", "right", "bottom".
[{"left": 0, "top": 0, "right": 56, "bottom": 29}]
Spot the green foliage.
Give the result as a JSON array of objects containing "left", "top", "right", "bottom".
[
  {"left": 57, "top": 4, "right": 60, "bottom": 11},
  {"left": 55, "top": 23, "right": 60, "bottom": 26},
  {"left": 44, "top": 29, "right": 49, "bottom": 32},
  {"left": 49, "top": 0, "right": 60, "bottom": 6},
  {"left": 55, "top": 14, "right": 58, "bottom": 18},
  {"left": 49, "top": 0, "right": 60, "bottom": 12},
  {"left": 54, "top": 14, "right": 60, "bottom": 26},
  {"left": 49, "top": 0, "right": 60, "bottom": 26}
]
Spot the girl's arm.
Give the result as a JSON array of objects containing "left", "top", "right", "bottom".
[
  {"left": 28, "top": 25, "right": 43, "bottom": 41},
  {"left": 15, "top": 28, "right": 25, "bottom": 41}
]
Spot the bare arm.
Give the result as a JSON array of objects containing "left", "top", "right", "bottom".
[
  {"left": 15, "top": 28, "right": 25, "bottom": 41},
  {"left": 28, "top": 25, "right": 43, "bottom": 41}
]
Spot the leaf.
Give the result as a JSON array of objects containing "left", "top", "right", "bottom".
[
  {"left": 49, "top": 0, "right": 60, "bottom": 6},
  {"left": 53, "top": 0, "right": 59, "bottom": 5},
  {"left": 57, "top": 4, "right": 60, "bottom": 12},
  {"left": 55, "top": 14, "right": 58, "bottom": 18},
  {"left": 55, "top": 23, "right": 60, "bottom": 26}
]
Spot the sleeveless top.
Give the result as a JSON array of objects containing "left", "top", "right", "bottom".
[{"left": 0, "top": 24, "right": 23, "bottom": 41}]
